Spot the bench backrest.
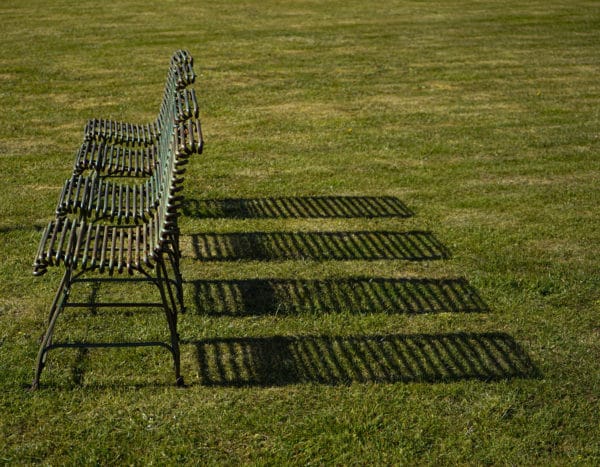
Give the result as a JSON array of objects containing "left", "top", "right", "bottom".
[{"left": 145, "top": 117, "right": 202, "bottom": 262}]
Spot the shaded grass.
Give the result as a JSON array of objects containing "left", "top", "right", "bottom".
[{"left": 1, "top": 0, "right": 599, "bottom": 464}]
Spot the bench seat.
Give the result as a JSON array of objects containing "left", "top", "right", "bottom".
[{"left": 33, "top": 207, "right": 177, "bottom": 277}]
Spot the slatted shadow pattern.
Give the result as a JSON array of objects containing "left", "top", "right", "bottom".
[
  {"left": 190, "top": 278, "right": 488, "bottom": 316},
  {"left": 183, "top": 196, "right": 413, "bottom": 219},
  {"left": 191, "top": 231, "right": 449, "bottom": 262},
  {"left": 194, "top": 333, "right": 539, "bottom": 386}
]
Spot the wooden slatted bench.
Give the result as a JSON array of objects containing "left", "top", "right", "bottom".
[{"left": 30, "top": 50, "right": 203, "bottom": 390}]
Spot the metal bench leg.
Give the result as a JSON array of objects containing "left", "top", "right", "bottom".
[
  {"left": 164, "top": 246, "right": 185, "bottom": 313},
  {"left": 31, "top": 269, "right": 72, "bottom": 390},
  {"left": 155, "top": 256, "right": 184, "bottom": 387}
]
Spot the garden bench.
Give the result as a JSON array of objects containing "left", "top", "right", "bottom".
[
  {"left": 74, "top": 49, "right": 196, "bottom": 177},
  {"left": 74, "top": 89, "right": 199, "bottom": 177},
  {"left": 81, "top": 49, "right": 195, "bottom": 147},
  {"left": 30, "top": 50, "right": 203, "bottom": 390},
  {"left": 58, "top": 102, "right": 201, "bottom": 223}
]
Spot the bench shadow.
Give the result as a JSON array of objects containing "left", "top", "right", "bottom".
[
  {"left": 190, "top": 332, "right": 540, "bottom": 386},
  {"left": 189, "top": 277, "right": 488, "bottom": 316},
  {"left": 0, "top": 224, "right": 44, "bottom": 234},
  {"left": 190, "top": 231, "right": 450, "bottom": 262},
  {"left": 53, "top": 194, "right": 539, "bottom": 388},
  {"left": 183, "top": 196, "right": 414, "bottom": 219}
]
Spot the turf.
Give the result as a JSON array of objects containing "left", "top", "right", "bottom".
[{"left": 0, "top": 0, "right": 599, "bottom": 464}]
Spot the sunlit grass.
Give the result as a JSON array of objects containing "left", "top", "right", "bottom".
[{"left": 0, "top": 0, "right": 599, "bottom": 464}]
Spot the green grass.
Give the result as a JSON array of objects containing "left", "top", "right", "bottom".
[{"left": 1, "top": 0, "right": 599, "bottom": 464}]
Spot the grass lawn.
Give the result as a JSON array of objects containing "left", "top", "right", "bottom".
[{"left": 0, "top": 0, "right": 599, "bottom": 464}]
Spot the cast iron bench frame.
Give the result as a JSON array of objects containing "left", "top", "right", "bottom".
[{"left": 31, "top": 50, "right": 203, "bottom": 389}]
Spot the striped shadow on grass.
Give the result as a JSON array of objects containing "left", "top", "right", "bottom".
[
  {"left": 183, "top": 196, "right": 414, "bottom": 219},
  {"left": 190, "top": 231, "right": 449, "bottom": 262},
  {"left": 189, "top": 277, "right": 487, "bottom": 316},
  {"left": 193, "top": 333, "right": 539, "bottom": 386}
]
